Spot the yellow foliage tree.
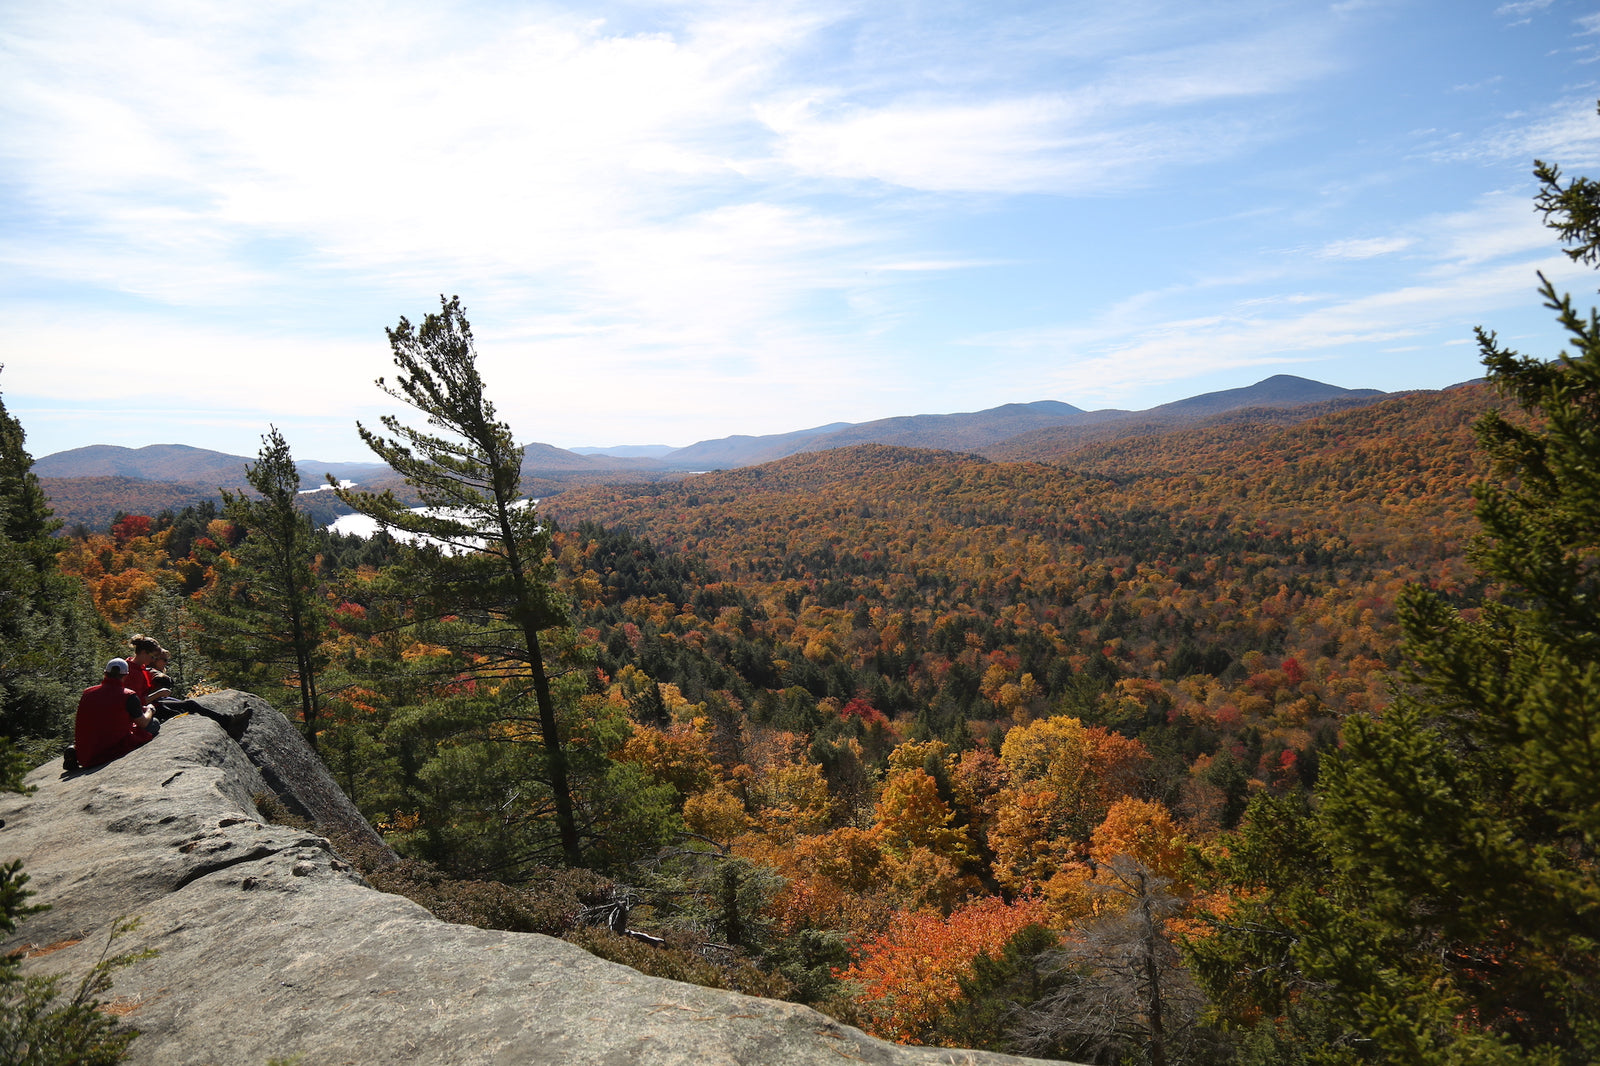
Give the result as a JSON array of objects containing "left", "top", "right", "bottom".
[
  {"left": 873, "top": 767, "right": 976, "bottom": 866},
  {"left": 1090, "top": 796, "right": 1189, "bottom": 888},
  {"left": 990, "top": 716, "right": 1152, "bottom": 891},
  {"left": 999, "top": 715, "right": 1089, "bottom": 781},
  {"left": 761, "top": 825, "right": 888, "bottom": 933},
  {"left": 682, "top": 785, "right": 747, "bottom": 843},
  {"left": 990, "top": 783, "right": 1077, "bottom": 889},
  {"left": 617, "top": 719, "right": 717, "bottom": 805},
  {"left": 747, "top": 758, "right": 835, "bottom": 843}
]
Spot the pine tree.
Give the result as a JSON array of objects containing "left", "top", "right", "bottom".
[
  {"left": 1190, "top": 141, "right": 1600, "bottom": 1066},
  {"left": 336, "top": 296, "right": 582, "bottom": 867},
  {"left": 0, "top": 369, "right": 96, "bottom": 746},
  {"left": 196, "top": 426, "right": 327, "bottom": 745}
]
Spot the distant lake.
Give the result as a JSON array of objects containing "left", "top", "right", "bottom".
[
  {"left": 299, "top": 479, "right": 355, "bottom": 496},
  {"left": 326, "top": 500, "right": 537, "bottom": 552},
  {"left": 326, "top": 512, "right": 388, "bottom": 538}
]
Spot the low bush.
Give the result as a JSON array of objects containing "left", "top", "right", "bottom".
[{"left": 368, "top": 860, "right": 613, "bottom": 937}]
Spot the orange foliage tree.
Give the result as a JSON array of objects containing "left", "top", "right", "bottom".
[
  {"left": 56, "top": 524, "right": 171, "bottom": 626},
  {"left": 1090, "top": 797, "right": 1189, "bottom": 887},
  {"left": 839, "top": 895, "right": 1055, "bottom": 1044}
]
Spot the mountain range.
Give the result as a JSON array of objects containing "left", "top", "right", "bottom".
[
  {"left": 33, "top": 375, "right": 1397, "bottom": 528},
  {"left": 30, "top": 445, "right": 394, "bottom": 487}
]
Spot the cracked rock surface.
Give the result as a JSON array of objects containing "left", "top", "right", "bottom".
[{"left": 1, "top": 696, "right": 1067, "bottom": 1066}]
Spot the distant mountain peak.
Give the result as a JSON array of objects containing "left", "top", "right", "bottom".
[
  {"left": 1152, "top": 375, "right": 1382, "bottom": 416},
  {"left": 569, "top": 444, "right": 678, "bottom": 459},
  {"left": 31, "top": 443, "right": 251, "bottom": 482}
]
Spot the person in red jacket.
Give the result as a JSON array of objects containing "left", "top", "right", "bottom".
[
  {"left": 74, "top": 658, "right": 155, "bottom": 769},
  {"left": 125, "top": 634, "right": 171, "bottom": 707}
]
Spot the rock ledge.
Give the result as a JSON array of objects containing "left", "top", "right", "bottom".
[{"left": 1, "top": 693, "right": 1063, "bottom": 1065}]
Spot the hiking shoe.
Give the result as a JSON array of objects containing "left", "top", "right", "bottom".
[{"left": 62, "top": 745, "right": 78, "bottom": 773}]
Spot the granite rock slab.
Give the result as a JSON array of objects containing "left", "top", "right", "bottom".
[{"left": 1, "top": 697, "right": 1070, "bottom": 1065}]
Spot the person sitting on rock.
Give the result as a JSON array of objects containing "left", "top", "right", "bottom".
[
  {"left": 74, "top": 658, "right": 156, "bottom": 770},
  {"left": 150, "top": 645, "right": 176, "bottom": 694},
  {"left": 124, "top": 638, "right": 251, "bottom": 739},
  {"left": 125, "top": 634, "right": 172, "bottom": 707}
]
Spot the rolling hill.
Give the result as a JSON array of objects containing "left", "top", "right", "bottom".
[{"left": 33, "top": 375, "right": 1406, "bottom": 528}]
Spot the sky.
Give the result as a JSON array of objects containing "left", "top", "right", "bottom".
[{"left": 5, "top": 0, "right": 1600, "bottom": 462}]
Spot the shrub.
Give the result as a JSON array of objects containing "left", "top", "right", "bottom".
[
  {"left": 562, "top": 927, "right": 791, "bottom": 999},
  {"left": 368, "top": 859, "right": 612, "bottom": 937}
]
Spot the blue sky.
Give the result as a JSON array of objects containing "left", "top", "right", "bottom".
[{"left": 4, "top": 0, "right": 1600, "bottom": 461}]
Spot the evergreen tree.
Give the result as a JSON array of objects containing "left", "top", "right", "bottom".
[
  {"left": 0, "top": 370, "right": 96, "bottom": 747},
  {"left": 929, "top": 924, "right": 1062, "bottom": 1055},
  {"left": 196, "top": 427, "right": 326, "bottom": 745},
  {"left": 1190, "top": 142, "right": 1600, "bottom": 1065},
  {"left": 0, "top": 377, "right": 59, "bottom": 571},
  {"left": 336, "top": 296, "right": 582, "bottom": 867}
]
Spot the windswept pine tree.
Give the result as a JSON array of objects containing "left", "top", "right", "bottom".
[{"left": 335, "top": 296, "right": 584, "bottom": 868}]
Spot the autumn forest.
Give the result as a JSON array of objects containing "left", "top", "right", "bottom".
[{"left": 5, "top": 177, "right": 1600, "bottom": 1065}]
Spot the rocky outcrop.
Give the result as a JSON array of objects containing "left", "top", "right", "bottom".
[
  {"left": 222, "top": 689, "right": 397, "bottom": 866},
  {"left": 1, "top": 694, "right": 1067, "bottom": 1065}
]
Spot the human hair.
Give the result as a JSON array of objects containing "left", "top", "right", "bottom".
[{"left": 129, "top": 634, "right": 160, "bottom": 656}]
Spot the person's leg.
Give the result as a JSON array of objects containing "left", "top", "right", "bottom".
[{"left": 153, "top": 697, "right": 249, "bottom": 739}]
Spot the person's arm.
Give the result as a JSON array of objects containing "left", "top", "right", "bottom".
[{"left": 126, "top": 693, "right": 153, "bottom": 731}]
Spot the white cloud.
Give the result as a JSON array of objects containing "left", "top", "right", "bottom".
[
  {"left": 0, "top": 1, "right": 1359, "bottom": 411},
  {"left": 3, "top": 0, "right": 1591, "bottom": 458},
  {"left": 868, "top": 259, "right": 1007, "bottom": 273},
  {"left": 1426, "top": 193, "right": 1551, "bottom": 268},
  {"left": 2, "top": 310, "right": 381, "bottom": 414},
  {"left": 2, "top": 3, "right": 791, "bottom": 287},
  {"left": 0, "top": 0, "right": 1349, "bottom": 274},
  {"left": 758, "top": 18, "right": 1334, "bottom": 194},
  {"left": 958, "top": 236, "right": 1592, "bottom": 409},
  {"left": 1495, "top": 0, "right": 1553, "bottom": 18},
  {"left": 1426, "top": 96, "right": 1600, "bottom": 170},
  {"left": 1316, "top": 236, "right": 1413, "bottom": 260},
  {"left": 0, "top": 1, "right": 907, "bottom": 433},
  {"left": 1330, "top": 1, "right": 1387, "bottom": 15}
]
